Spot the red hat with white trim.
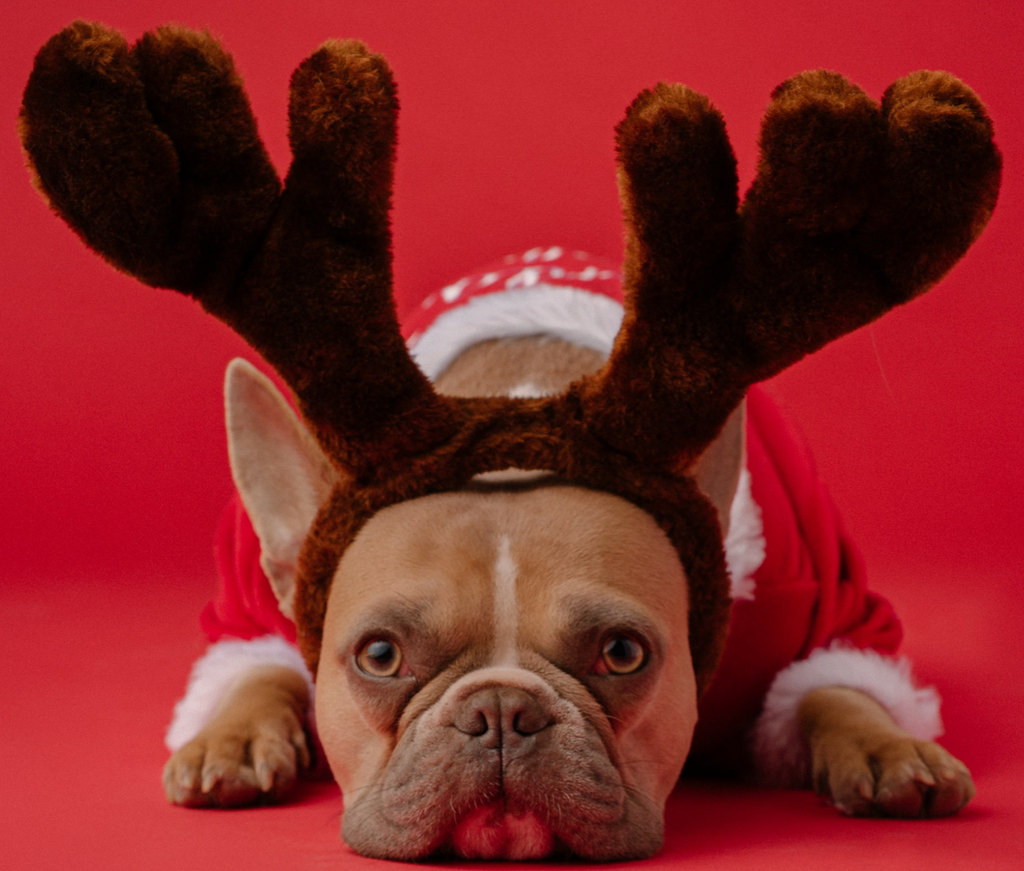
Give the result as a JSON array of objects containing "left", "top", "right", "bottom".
[{"left": 403, "top": 247, "right": 625, "bottom": 381}]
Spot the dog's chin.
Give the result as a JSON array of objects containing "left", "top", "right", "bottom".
[
  {"left": 449, "top": 803, "right": 555, "bottom": 860},
  {"left": 343, "top": 784, "right": 665, "bottom": 862}
]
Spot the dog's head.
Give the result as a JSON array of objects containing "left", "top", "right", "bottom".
[
  {"left": 21, "top": 21, "right": 1000, "bottom": 860},
  {"left": 225, "top": 350, "right": 744, "bottom": 859}
]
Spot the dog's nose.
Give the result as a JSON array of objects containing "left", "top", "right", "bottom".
[{"left": 453, "top": 687, "right": 552, "bottom": 750}]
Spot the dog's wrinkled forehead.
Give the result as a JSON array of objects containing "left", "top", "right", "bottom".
[{"left": 323, "top": 484, "right": 689, "bottom": 668}]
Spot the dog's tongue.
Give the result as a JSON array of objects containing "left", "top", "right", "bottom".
[{"left": 451, "top": 802, "right": 554, "bottom": 860}]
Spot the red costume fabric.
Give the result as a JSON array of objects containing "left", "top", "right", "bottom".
[
  {"left": 200, "top": 250, "right": 902, "bottom": 768},
  {"left": 688, "top": 388, "right": 901, "bottom": 767}
]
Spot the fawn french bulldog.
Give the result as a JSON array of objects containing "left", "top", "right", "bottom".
[{"left": 21, "top": 22, "right": 999, "bottom": 861}]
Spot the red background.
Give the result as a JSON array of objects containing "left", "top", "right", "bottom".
[{"left": 2, "top": 1, "right": 1021, "bottom": 869}]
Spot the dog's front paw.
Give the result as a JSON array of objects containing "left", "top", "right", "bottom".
[
  {"left": 803, "top": 688, "right": 974, "bottom": 818},
  {"left": 813, "top": 731, "right": 974, "bottom": 818},
  {"left": 163, "top": 712, "right": 310, "bottom": 807},
  {"left": 163, "top": 665, "right": 312, "bottom": 808}
]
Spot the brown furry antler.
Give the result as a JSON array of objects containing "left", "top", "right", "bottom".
[
  {"left": 20, "top": 22, "right": 457, "bottom": 475},
  {"left": 580, "top": 70, "right": 1001, "bottom": 469},
  {"left": 20, "top": 24, "right": 1000, "bottom": 688}
]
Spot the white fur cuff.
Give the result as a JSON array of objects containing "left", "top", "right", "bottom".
[
  {"left": 165, "top": 635, "right": 315, "bottom": 752},
  {"left": 752, "top": 642, "right": 943, "bottom": 787}
]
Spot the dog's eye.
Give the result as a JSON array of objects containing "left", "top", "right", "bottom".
[
  {"left": 357, "top": 638, "right": 404, "bottom": 677},
  {"left": 598, "top": 634, "right": 646, "bottom": 675}
]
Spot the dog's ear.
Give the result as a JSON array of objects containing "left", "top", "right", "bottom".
[
  {"left": 224, "top": 358, "right": 338, "bottom": 619},
  {"left": 690, "top": 400, "right": 745, "bottom": 538}
]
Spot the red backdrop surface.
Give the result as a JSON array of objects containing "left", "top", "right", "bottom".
[{"left": 2, "top": 1, "right": 1021, "bottom": 869}]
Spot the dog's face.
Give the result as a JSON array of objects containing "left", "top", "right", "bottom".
[
  {"left": 225, "top": 353, "right": 742, "bottom": 860},
  {"left": 316, "top": 483, "right": 695, "bottom": 859}
]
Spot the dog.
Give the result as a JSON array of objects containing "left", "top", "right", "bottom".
[
  {"left": 161, "top": 249, "right": 975, "bottom": 860},
  {"left": 20, "top": 22, "right": 997, "bottom": 862}
]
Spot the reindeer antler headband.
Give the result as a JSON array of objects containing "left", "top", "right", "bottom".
[{"left": 20, "top": 22, "right": 1001, "bottom": 690}]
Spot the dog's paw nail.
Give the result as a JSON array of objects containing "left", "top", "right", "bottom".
[
  {"left": 856, "top": 777, "right": 874, "bottom": 801},
  {"left": 915, "top": 769, "right": 936, "bottom": 787},
  {"left": 256, "top": 764, "right": 275, "bottom": 792}
]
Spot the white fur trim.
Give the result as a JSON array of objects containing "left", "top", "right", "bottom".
[
  {"left": 725, "top": 467, "right": 764, "bottom": 601},
  {"left": 752, "top": 642, "right": 944, "bottom": 787},
  {"left": 409, "top": 285, "right": 624, "bottom": 381},
  {"left": 165, "top": 635, "right": 315, "bottom": 751}
]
